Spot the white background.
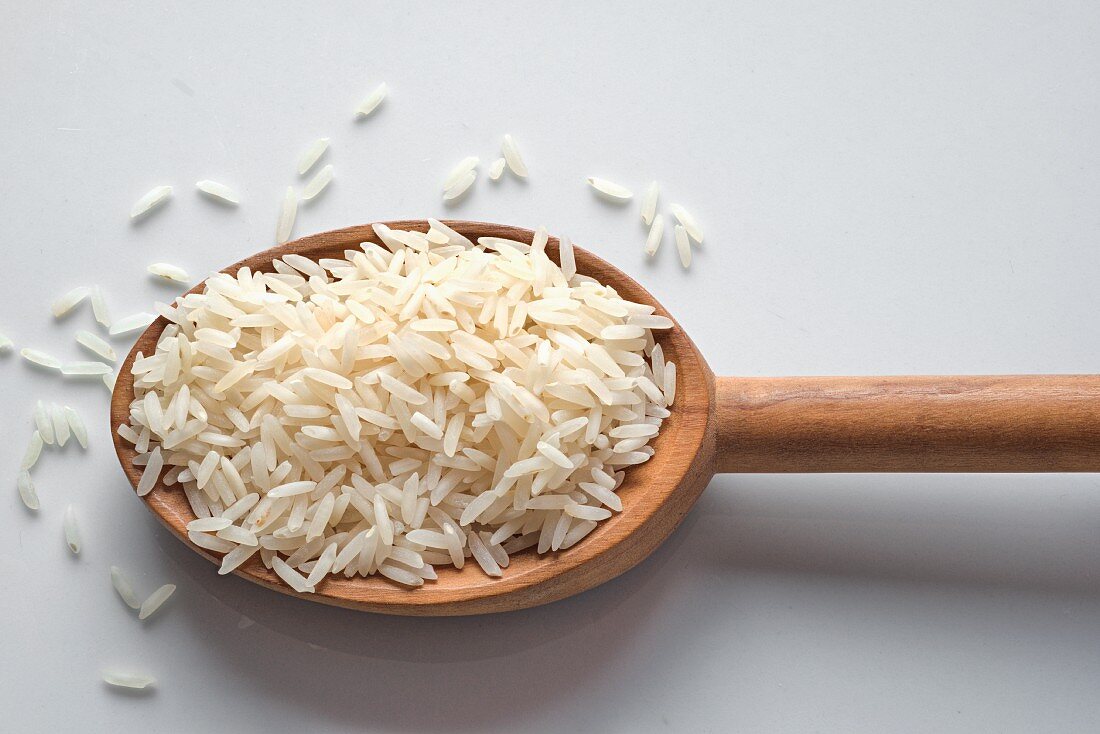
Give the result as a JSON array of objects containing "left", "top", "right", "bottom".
[{"left": 3, "top": 1, "right": 1099, "bottom": 732}]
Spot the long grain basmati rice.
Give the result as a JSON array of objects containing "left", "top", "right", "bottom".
[
  {"left": 443, "top": 170, "right": 476, "bottom": 202},
  {"left": 17, "top": 471, "right": 38, "bottom": 510},
  {"left": 64, "top": 406, "right": 88, "bottom": 449},
  {"left": 443, "top": 157, "right": 479, "bottom": 191},
  {"left": 501, "top": 134, "right": 528, "bottom": 178},
  {"left": 138, "top": 583, "right": 175, "bottom": 620},
  {"left": 34, "top": 401, "right": 55, "bottom": 444},
  {"left": 640, "top": 181, "right": 659, "bottom": 225},
  {"left": 20, "top": 431, "right": 43, "bottom": 470},
  {"left": 110, "top": 566, "right": 141, "bottom": 608},
  {"left": 76, "top": 330, "right": 117, "bottom": 361},
  {"left": 61, "top": 361, "right": 112, "bottom": 376},
  {"left": 296, "top": 138, "right": 330, "bottom": 176},
  {"left": 674, "top": 225, "right": 691, "bottom": 268},
  {"left": 21, "top": 348, "right": 61, "bottom": 370},
  {"left": 355, "top": 83, "right": 388, "bottom": 118},
  {"left": 148, "top": 263, "right": 190, "bottom": 283},
  {"left": 121, "top": 226, "right": 676, "bottom": 590},
  {"left": 109, "top": 312, "right": 156, "bottom": 336},
  {"left": 196, "top": 179, "right": 240, "bottom": 205},
  {"left": 51, "top": 286, "right": 90, "bottom": 318},
  {"left": 102, "top": 670, "right": 155, "bottom": 689},
  {"left": 63, "top": 505, "right": 81, "bottom": 554},
  {"left": 669, "top": 203, "right": 704, "bottom": 244},
  {"left": 587, "top": 177, "right": 633, "bottom": 201},
  {"left": 276, "top": 187, "right": 298, "bottom": 244},
  {"left": 645, "top": 214, "right": 664, "bottom": 256},
  {"left": 90, "top": 285, "right": 111, "bottom": 327},
  {"left": 50, "top": 402, "right": 70, "bottom": 447},
  {"left": 301, "top": 164, "right": 334, "bottom": 201},
  {"left": 130, "top": 185, "right": 172, "bottom": 220}
]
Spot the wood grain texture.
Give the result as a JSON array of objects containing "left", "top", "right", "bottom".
[
  {"left": 111, "top": 221, "right": 716, "bottom": 616},
  {"left": 715, "top": 375, "right": 1100, "bottom": 472}
]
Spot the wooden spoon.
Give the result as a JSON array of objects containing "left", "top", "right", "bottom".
[{"left": 110, "top": 221, "right": 1100, "bottom": 616}]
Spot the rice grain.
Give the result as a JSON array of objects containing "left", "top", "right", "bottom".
[
  {"left": 501, "top": 134, "right": 528, "bottom": 178},
  {"left": 103, "top": 670, "right": 155, "bottom": 690},
  {"left": 669, "top": 204, "right": 704, "bottom": 244},
  {"left": 51, "top": 286, "right": 90, "bottom": 318},
  {"left": 355, "top": 82, "right": 388, "bottom": 118},
  {"left": 674, "top": 225, "right": 691, "bottom": 268},
  {"left": 640, "top": 181, "right": 659, "bottom": 225},
  {"left": 20, "top": 348, "right": 61, "bottom": 370},
  {"left": 196, "top": 180, "right": 240, "bottom": 205},
  {"left": 301, "top": 165, "right": 334, "bottom": 201},
  {"left": 76, "top": 330, "right": 117, "bottom": 361},
  {"left": 138, "top": 584, "right": 176, "bottom": 620},
  {"left": 276, "top": 186, "right": 298, "bottom": 244},
  {"left": 296, "top": 138, "right": 330, "bottom": 175},
  {"left": 587, "top": 177, "right": 633, "bottom": 201},
  {"left": 110, "top": 566, "right": 141, "bottom": 608},
  {"left": 148, "top": 263, "right": 190, "bottom": 283},
  {"left": 130, "top": 185, "right": 172, "bottom": 220},
  {"left": 63, "top": 505, "right": 81, "bottom": 554}
]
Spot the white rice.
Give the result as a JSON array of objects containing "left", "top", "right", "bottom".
[
  {"left": 20, "top": 431, "right": 43, "bottom": 470},
  {"left": 103, "top": 372, "right": 117, "bottom": 392},
  {"left": 443, "top": 170, "right": 476, "bottom": 201},
  {"left": 196, "top": 180, "right": 240, "bottom": 205},
  {"left": 501, "top": 134, "right": 528, "bottom": 178},
  {"left": 296, "top": 137, "right": 330, "bottom": 176},
  {"left": 120, "top": 227, "right": 676, "bottom": 589},
  {"left": 443, "top": 157, "right": 479, "bottom": 191},
  {"left": 640, "top": 181, "right": 659, "bottom": 225},
  {"left": 488, "top": 158, "right": 506, "bottom": 181},
  {"left": 110, "top": 566, "right": 141, "bottom": 608},
  {"left": 64, "top": 406, "right": 88, "bottom": 449},
  {"left": 102, "top": 670, "right": 155, "bottom": 689},
  {"left": 301, "top": 165, "right": 334, "bottom": 201},
  {"left": 17, "top": 471, "right": 38, "bottom": 510},
  {"left": 109, "top": 312, "right": 156, "bottom": 336},
  {"left": 355, "top": 82, "right": 388, "bottom": 118},
  {"left": 674, "top": 224, "right": 691, "bottom": 268},
  {"left": 427, "top": 219, "right": 473, "bottom": 248},
  {"left": 35, "top": 401, "right": 55, "bottom": 444},
  {"left": 0, "top": 331, "right": 11, "bottom": 353},
  {"left": 63, "top": 505, "right": 81, "bottom": 554},
  {"left": 62, "top": 361, "right": 112, "bottom": 376},
  {"left": 90, "top": 285, "right": 111, "bottom": 327},
  {"left": 669, "top": 203, "right": 704, "bottom": 244},
  {"left": 558, "top": 234, "right": 576, "bottom": 280},
  {"left": 587, "top": 177, "right": 633, "bottom": 201},
  {"left": 136, "top": 446, "right": 163, "bottom": 496},
  {"left": 276, "top": 186, "right": 298, "bottom": 244},
  {"left": 130, "top": 185, "right": 172, "bottom": 220},
  {"left": 76, "top": 330, "right": 117, "bottom": 361},
  {"left": 51, "top": 286, "right": 90, "bottom": 318},
  {"left": 645, "top": 214, "right": 664, "bottom": 256},
  {"left": 138, "top": 583, "right": 176, "bottom": 620},
  {"left": 20, "top": 348, "right": 61, "bottom": 370},
  {"left": 51, "top": 402, "right": 71, "bottom": 446},
  {"left": 148, "top": 263, "right": 190, "bottom": 283}
]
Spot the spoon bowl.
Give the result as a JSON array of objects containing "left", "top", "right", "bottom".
[
  {"left": 112, "top": 221, "right": 1100, "bottom": 615},
  {"left": 111, "top": 221, "right": 717, "bottom": 615}
]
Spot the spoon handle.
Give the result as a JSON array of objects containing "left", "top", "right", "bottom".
[{"left": 714, "top": 375, "right": 1100, "bottom": 472}]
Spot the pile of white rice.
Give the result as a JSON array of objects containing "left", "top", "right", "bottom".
[{"left": 118, "top": 222, "right": 676, "bottom": 590}]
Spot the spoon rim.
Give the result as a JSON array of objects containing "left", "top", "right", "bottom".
[{"left": 110, "top": 220, "right": 715, "bottom": 615}]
